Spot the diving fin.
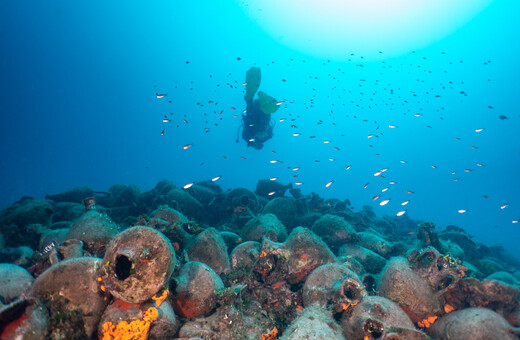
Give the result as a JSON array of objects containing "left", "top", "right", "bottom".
[
  {"left": 258, "top": 91, "right": 280, "bottom": 114},
  {"left": 245, "top": 67, "right": 261, "bottom": 101}
]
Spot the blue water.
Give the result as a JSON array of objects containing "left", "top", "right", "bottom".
[{"left": 1, "top": 1, "right": 519, "bottom": 257}]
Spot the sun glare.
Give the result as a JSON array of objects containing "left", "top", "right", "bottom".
[{"left": 238, "top": 0, "right": 492, "bottom": 59}]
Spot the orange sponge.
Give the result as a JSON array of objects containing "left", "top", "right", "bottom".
[{"left": 101, "top": 307, "right": 158, "bottom": 340}]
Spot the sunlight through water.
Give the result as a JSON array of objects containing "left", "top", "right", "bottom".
[{"left": 237, "top": 0, "right": 493, "bottom": 59}]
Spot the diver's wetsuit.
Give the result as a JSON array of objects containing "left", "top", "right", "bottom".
[{"left": 242, "top": 98, "right": 273, "bottom": 149}]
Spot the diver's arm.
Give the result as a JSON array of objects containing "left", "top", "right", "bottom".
[
  {"left": 267, "top": 123, "right": 274, "bottom": 138},
  {"left": 245, "top": 97, "right": 254, "bottom": 114}
]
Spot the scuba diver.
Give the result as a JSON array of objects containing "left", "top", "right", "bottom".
[
  {"left": 237, "top": 67, "right": 280, "bottom": 150},
  {"left": 242, "top": 94, "right": 274, "bottom": 149}
]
